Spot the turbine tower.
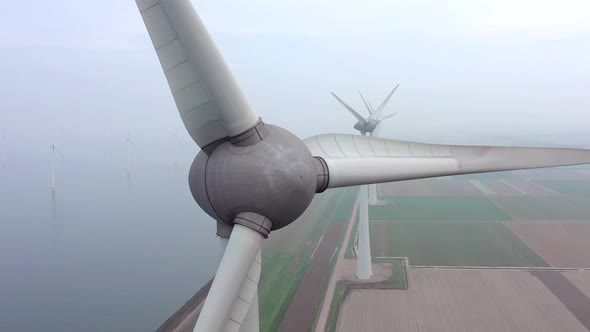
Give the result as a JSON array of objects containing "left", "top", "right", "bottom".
[
  {"left": 50, "top": 144, "right": 63, "bottom": 192},
  {"left": 134, "top": 1, "right": 590, "bottom": 330},
  {"left": 171, "top": 131, "right": 182, "bottom": 175},
  {"left": 126, "top": 137, "right": 137, "bottom": 179}
]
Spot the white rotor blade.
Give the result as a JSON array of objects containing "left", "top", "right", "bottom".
[
  {"left": 238, "top": 250, "right": 261, "bottom": 332},
  {"left": 372, "top": 114, "right": 396, "bottom": 137},
  {"left": 331, "top": 92, "right": 368, "bottom": 124},
  {"left": 359, "top": 92, "right": 373, "bottom": 115},
  {"left": 194, "top": 223, "right": 263, "bottom": 332},
  {"left": 378, "top": 113, "right": 397, "bottom": 121},
  {"left": 126, "top": 137, "right": 138, "bottom": 151},
  {"left": 135, "top": 0, "right": 259, "bottom": 149},
  {"left": 52, "top": 145, "right": 65, "bottom": 160},
  {"left": 304, "top": 134, "right": 590, "bottom": 188},
  {"left": 367, "top": 99, "right": 376, "bottom": 114},
  {"left": 371, "top": 85, "right": 399, "bottom": 120}
]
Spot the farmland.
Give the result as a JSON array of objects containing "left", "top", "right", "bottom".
[
  {"left": 322, "top": 169, "right": 590, "bottom": 332},
  {"left": 483, "top": 180, "right": 523, "bottom": 195},
  {"left": 370, "top": 221, "right": 548, "bottom": 267},
  {"left": 490, "top": 196, "right": 590, "bottom": 220},
  {"left": 258, "top": 186, "right": 359, "bottom": 332},
  {"left": 369, "top": 196, "right": 512, "bottom": 221},
  {"left": 468, "top": 180, "right": 495, "bottom": 195},
  {"left": 503, "top": 180, "right": 556, "bottom": 195},
  {"left": 564, "top": 271, "right": 590, "bottom": 299},
  {"left": 325, "top": 258, "right": 408, "bottom": 332},
  {"left": 507, "top": 221, "right": 590, "bottom": 267},
  {"left": 534, "top": 180, "right": 590, "bottom": 195},
  {"left": 336, "top": 269, "right": 589, "bottom": 332},
  {"left": 323, "top": 171, "right": 590, "bottom": 331},
  {"left": 258, "top": 187, "right": 350, "bottom": 331},
  {"left": 379, "top": 179, "right": 480, "bottom": 196}
]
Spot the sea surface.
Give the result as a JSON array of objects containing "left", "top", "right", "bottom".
[{"left": 0, "top": 132, "right": 218, "bottom": 332}]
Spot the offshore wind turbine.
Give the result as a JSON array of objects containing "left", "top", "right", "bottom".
[
  {"left": 126, "top": 137, "right": 137, "bottom": 179},
  {"left": 134, "top": 1, "right": 590, "bottom": 330},
  {"left": 171, "top": 131, "right": 182, "bottom": 175},
  {"left": 50, "top": 144, "right": 64, "bottom": 192}
]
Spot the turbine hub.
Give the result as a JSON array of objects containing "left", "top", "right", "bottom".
[{"left": 189, "top": 122, "right": 318, "bottom": 235}]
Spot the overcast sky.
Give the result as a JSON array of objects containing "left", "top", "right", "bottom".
[{"left": 1, "top": 0, "right": 589, "bottom": 146}]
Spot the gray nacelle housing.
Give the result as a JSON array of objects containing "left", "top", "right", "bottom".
[
  {"left": 354, "top": 119, "right": 378, "bottom": 134},
  {"left": 189, "top": 124, "right": 318, "bottom": 232}
]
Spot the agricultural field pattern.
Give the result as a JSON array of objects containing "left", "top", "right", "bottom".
[{"left": 282, "top": 165, "right": 590, "bottom": 332}]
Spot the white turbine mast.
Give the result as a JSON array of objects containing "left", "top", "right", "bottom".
[
  {"left": 126, "top": 137, "right": 137, "bottom": 178},
  {"left": 134, "top": 1, "right": 590, "bottom": 331},
  {"left": 171, "top": 131, "right": 182, "bottom": 175},
  {"left": 50, "top": 144, "right": 64, "bottom": 192}
]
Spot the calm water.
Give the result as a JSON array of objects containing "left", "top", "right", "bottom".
[{"left": 0, "top": 132, "right": 219, "bottom": 332}]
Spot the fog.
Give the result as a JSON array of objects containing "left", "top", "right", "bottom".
[
  {"left": 2, "top": 1, "right": 590, "bottom": 143},
  {"left": 0, "top": 1, "right": 589, "bottom": 331}
]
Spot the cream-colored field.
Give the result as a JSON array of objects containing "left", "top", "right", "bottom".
[
  {"left": 336, "top": 269, "right": 586, "bottom": 332},
  {"left": 507, "top": 221, "right": 590, "bottom": 268}
]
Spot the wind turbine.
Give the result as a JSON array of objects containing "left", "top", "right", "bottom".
[
  {"left": 332, "top": 87, "right": 399, "bottom": 205},
  {"left": 50, "top": 144, "right": 64, "bottom": 192},
  {"left": 126, "top": 137, "right": 137, "bottom": 179},
  {"left": 171, "top": 131, "right": 182, "bottom": 175},
  {"left": 331, "top": 85, "right": 399, "bottom": 137},
  {"left": 134, "top": 1, "right": 590, "bottom": 331},
  {"left": 332, "top": 87, "right": 400, "bottom": 278}
]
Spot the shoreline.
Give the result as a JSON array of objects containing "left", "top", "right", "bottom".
[{"left": 155, "top": 278, "right": 213, "bottom": 332}]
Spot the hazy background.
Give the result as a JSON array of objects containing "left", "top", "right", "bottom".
[{"left": 0, "top": 1, "right": 589, "bottom": 331}]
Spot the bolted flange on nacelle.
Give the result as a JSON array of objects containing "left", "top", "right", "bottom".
[{"left": 189, "top": 121, "right": 327, "bottom": 237}]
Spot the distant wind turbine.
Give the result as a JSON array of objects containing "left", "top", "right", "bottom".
[
  {"left": 50, "top": 144, "right": 64, "bottom": 192},
  {"left": 331, "top": 84, "right": 399, "bottom": 137},
  {"left": 171, "top": 131, "right": 182, "bottom": 175},
  {"left": 333, "top": 87, "right": 400, "bottom": 203},
  {"left": 331, "top": 86, "right": 401, "bottom": 279},
  {"left": 332, "top": 86, "right": 400, "bottom": 203},
  {"left": 126, "top": 137, "right": 137, "bottom": 178}
]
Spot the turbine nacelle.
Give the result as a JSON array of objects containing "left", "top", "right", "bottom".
[
  {"left": 188, "top": 121, "right": 322, "bottom": 235},
  {"left": 353, "top": 119, "right": 380, "bottom": 135}
]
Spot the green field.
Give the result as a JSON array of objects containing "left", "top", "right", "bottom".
[
  {"left": 469, "top": 180, "right": 496, "bottom": 195},
  {"left": 330, "top": 187, "right": 359, "bottom": 220},
  {"left": 453, "top": 171, "right": 518, "bottom": 180},
  {"left": 370, "top": 196, "right": 512, "bottom": 221},
  {"left": 258, "top": 253, "right": 309, "bottom": 331},
  {"left": 370, "top": 221, "right": 548, "bottom": 267},
  {"left": 491, "top": 196, "right": 590, "bottom": 220},
  {"left": 258, "top": 187, "right": 359, "bottom": 331},
  {"left": 534, "top": 180, "right": 590, "bottom": 196}
]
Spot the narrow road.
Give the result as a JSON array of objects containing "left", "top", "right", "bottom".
[
  {"left": 279, "top": 221, "right": 347, "bottom": 331},
  {"left": 314, "top": 198, "right": 360, "bottom": 332},
  {"left": 411, "top": 266, "right": 590, "bottom": 271}
]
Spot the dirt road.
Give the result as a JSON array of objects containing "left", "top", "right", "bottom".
[{"left": 279, "top": 221, "right": 346, "bottom": 331}]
